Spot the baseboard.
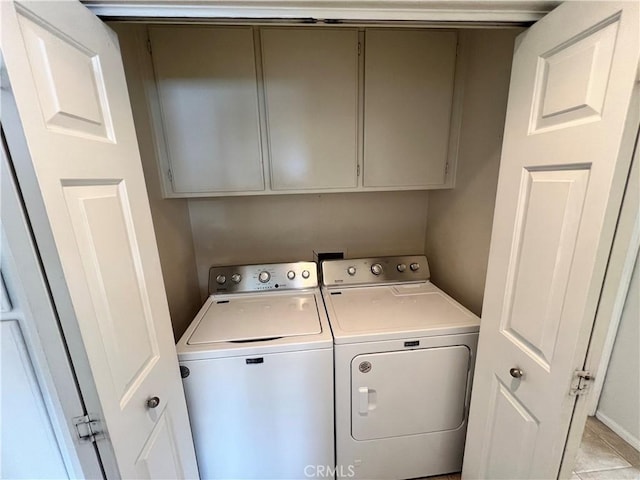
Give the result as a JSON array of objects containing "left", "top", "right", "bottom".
[{"left": 595, "top": 410, "right": 640, "bottom": 451}]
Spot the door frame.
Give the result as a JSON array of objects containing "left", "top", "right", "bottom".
[
  {"left": 82, "top": 0, "right": 559, "bottom": 23},
  {"left": 1, "top": 125, "right": 105, "bottom": 477},
  {"left": 1, "top": 57, "right": 121, "bottom": 480}
]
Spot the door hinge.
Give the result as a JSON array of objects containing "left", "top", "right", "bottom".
[
  {"left": 147, "top": 37, "right": 152, "bottom": 55},
  {"left": 167, "top": 168, "right": 173, "bottom": 184},
  {"left": 357, "top": 164, "right": 361, "bottom": 176},
  {"left": 358, "top": 42, "right": 361, "bottom": 56},
  {"left": 569, "top": 370, "right": 593, "bottom": 396},
  {"left": 73, "top": 414, "right": 103, "bottom": 443},
  {"left": 445, "top": 162, "right": 449, "bottom": 175}
]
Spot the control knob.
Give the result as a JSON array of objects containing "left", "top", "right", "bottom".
[
  {"left": 231, "top": 273, "right": 242, "bottom": 283},
  {"left": 410, "top": 263, "right": 420, "bottom": 271},
  {"left": 287, "top": 270, "right": 296, "bottom": 280},
  {"left": 371, "top": 263, "right": 383, "bottom": 275},
  {"left": 216, "top": 274, "right": 226, "bottom": 285},
  {"left": 347, "top": 266, "right": 357, "bottom": 276},
  {"left": 301, "top": 270, "right": 310, "bottom": 279},
  {"left": 397, "top": 264, "right": 407, "bottom": 272},
  {"left": 258, "top": 271, "right": 271, "bottom": 283}
]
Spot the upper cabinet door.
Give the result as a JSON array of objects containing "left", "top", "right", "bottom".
[
  {"left": 262, "top": 28, "right": 359, "bottom": 190},
  {"left": 149, "top": 26, "right": 264, "bottom": 194},
  {"left": 363, "top": 29, "right": 458, "bottom": 188}
]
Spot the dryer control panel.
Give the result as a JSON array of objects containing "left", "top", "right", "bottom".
[
  {"left": 209, "top": 261, "right": 317, "bottom": 294},
  {"left": 322, "top": 255, "right": 430, "bottom": 287}
]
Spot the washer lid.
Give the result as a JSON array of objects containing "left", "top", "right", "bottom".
[
  {"left": 326, "top": 282, "right": 479, "bottom": 341},
  {"left": 187, "top": 293, "right": 322, "bottom": 344}
]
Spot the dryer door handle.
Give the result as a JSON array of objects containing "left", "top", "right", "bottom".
[{"left": 358, "top": 387, "right": 369, "bottom": 415}]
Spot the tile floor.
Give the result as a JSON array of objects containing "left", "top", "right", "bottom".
[
  {"left": 425, "top": 417, "right": 639, "bottom": 480},
  {"left": 572, "top": 417, "right": 640, "bottom": 480}
]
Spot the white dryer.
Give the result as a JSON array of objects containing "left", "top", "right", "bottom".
[
  {"left": 177, "top": 262, "right": 334, "bottom": 480},
  {"left": 321, "top": 256, "right": 480, "bottom": 480}
]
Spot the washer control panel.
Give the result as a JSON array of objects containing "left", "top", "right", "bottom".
[
  {"left": 209, "top": 262, "right": 317, "bottom": 294},
  {"left": 322, "top": 255, "right": 429, "bottom": 287}
]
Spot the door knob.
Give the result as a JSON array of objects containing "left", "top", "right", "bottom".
[
  {"left": 146, "top": 396, "right": 160, "bottom": 409},
  {"left": 509, "top": 367, "right": 524, "bottom": 379}
]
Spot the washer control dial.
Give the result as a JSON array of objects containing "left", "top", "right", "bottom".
[
  {"left": 410, "top": 263, "right": 420, "bottom": 271},
  {"left": 258, "top": 271, "right": 271, "bottom": 283},
  {"left": 371, "top": 263, "right": 383, "bottom": 275},
  {"left": 397, "top": 263, "right": 407, "bottom": 272},
  {"left": 347, "top": 266, "right": 357, "bottom": 276},
  {"left": 301, "top": 270, "right": 310, "bottom": 279},
  {"left": 287, "top": 270, "right": 296, "bottom": 280},
  {"left": 216, "top": 274, "right": 226, "bottom": 285},
  {"left": 231, "top": 273, "right": 242, "bottom": 283}
]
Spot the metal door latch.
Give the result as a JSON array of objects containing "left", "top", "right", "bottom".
[
  {"left": 73, "top": 414, "right": 103, "bottom": 443},
  {"left": 569, "top": 370, "right": 593, "bottom": 396}
]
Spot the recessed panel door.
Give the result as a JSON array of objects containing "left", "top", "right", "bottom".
[
  {"left": 463, "top": 2, "right": 639, "bottom": 479},
  {"left": 351, "top": 346, "right": 470, "bottom": 440},
  {"left": 2, "top": 1, "right": 199, "bottom": 478}
]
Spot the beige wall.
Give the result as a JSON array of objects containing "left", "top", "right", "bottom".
[
  {"left": 425, "top": 29, "right": 519, "bottom": 316},
  {"left": 189, "top": 191, "right": 429, "bottom": 298},
  {"left": 115, "top": 22, "right": 518, "bottom": 330},
  {"left": 114, "top": 23, "right": 202, "bottom": 340},
  {"left": 597, "top": 252, "right": 640, "bottom": 447}
]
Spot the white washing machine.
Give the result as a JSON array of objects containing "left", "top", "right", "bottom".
[
  {"left": 177, "top": 262, "right": 334, "bottom": 480},
  {"left": 321, "top": 255, "right": 480, "bottom": 480}
]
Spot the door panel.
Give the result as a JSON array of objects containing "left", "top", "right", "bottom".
[
  {"left": 17, "top": 12, "right": 114, "bottom": 141},
  {"left": 62, "top": 181, "right": 161, "bottom": 448},
  {"left": 351, "top": 346, "right": 470, "bottom": 440},
  {"left": 530, "top": 18, "right": 619, "bottom": 134},
  {"left": 463, "top": 2, "right": 639, "bottom": 479},
  {"left": 149, "top": 26, "right": 264, "bottom": 194},
  {"left": 2, "top": 1, "right": 199, "bottom": 477},
  {"left": 135, "top": 409, "right": 184, "bottom": 479},
  {"left": 363, "top": 29, "right": 457, "bottom": 187},
  {"left": 502, "top": 168, "right": 589, "bottom": 368},
  {"left": 481, "top": 378, "right": 539, "bottom": 479},
  {"left": 262, "top": 28, "right": 359, "bottom": 190}
]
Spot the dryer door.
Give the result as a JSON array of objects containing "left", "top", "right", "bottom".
[{"left": 352, "top": 345, "right": 470, "bottom": 440}]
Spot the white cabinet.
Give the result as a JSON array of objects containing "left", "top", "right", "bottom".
[
  {"left": 261, "top": 28, "right": 359, "bottom": 190},
  {"left": 145, "top": 26, "right": 461, "bottom": 197},
  {"left": 149, "top": 26, "right": 264, "bottom": 194},
  {"left": 363, "top": 29, "right": 458, "bottom": 188}
]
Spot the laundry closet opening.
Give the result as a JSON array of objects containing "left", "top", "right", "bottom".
[{"left": 108, "top": 20, "right": 522, "bottom": 340}]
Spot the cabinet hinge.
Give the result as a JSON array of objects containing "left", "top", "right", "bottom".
[
  {"left": 147, "top": 37, "right": 152, "bottom": 55},
  {"left": 73, "top": 414, "right": 103, "bottom": 443},
  {"left": 569, "top": 370, "right": 593, "bottom": 397},
  {"left": 167, "top": 168, "right": 173, "bottom": 184},
  {"left": 357, "top": 164, "right": 361, "bottom": 176},
  {"left": 357, "top": 42, "right": 361, "bottom": 56},
  {"left": 445, "top": 162, "right": 449, "bottom": 175}
]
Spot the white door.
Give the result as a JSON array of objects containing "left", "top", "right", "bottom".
[
  {"left": 1, "top": 1, "right": 199, "bottom": 478},
  {"left": 463, "top": 2, "right": 639, "bottom": 479}
]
